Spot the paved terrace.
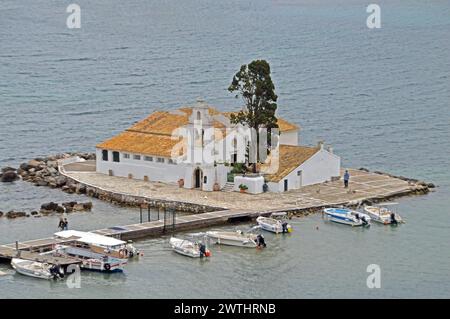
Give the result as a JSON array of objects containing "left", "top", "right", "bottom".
[{"left": 63, "top": 162, "right": 422, "bottom": 212}]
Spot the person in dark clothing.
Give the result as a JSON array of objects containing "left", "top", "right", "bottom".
[
  {"left": 58, "top": 218, "right": 65, "bottom": 231},
  {"left": 344, "top": 170, "right": 350, "bottom": 188},
  {"left": 63, "top": 218, "right": 68, "bottom": 230}
]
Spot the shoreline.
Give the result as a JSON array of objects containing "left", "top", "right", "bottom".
[{"left": 0, "top": 153, "right": 435, "bottom": 223}]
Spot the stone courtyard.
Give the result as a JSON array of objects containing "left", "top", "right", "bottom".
[{"left": 63, "top": 161, "right": 426, "bottom": 212}]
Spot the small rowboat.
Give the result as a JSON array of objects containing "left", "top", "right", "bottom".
[
  {"left": 11, "top": 258, "right": 62, "bottom": 280},
  {"left": 323, "top": 208, "right": 371, "bottom": 227},
  {"left": 169, "top": 237, "right": 211, "bottom": 258},
  {"left": 206, "top": 230, "right": 266, "bottom": 248},
  {"left": 364, "top": 205, "right": 404, "bottom": 225},
  {"left": 256, "top": 216, "right": 292, "bottom": 234}
]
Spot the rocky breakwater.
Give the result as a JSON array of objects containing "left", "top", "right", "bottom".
[
  {"left": 3, "top": 152, "right": 96, "bottom": 188},
  {"left": 0, "top": 201, "right": 93, "bottom": 219}
]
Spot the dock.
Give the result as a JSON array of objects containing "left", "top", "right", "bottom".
[
  {"left": 0, "top": 164, "right": 432, "bottom": 263},
  {"left": 0, "top": 240, "right": 81, "bottom": 266}
]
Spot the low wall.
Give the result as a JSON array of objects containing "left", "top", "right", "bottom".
[{"left": 59, "top": 161, "right": 224, "bottom": 214}]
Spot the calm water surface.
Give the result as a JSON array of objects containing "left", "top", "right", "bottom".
[{"left": 0, "top": 0, "right": 449, "bottom": 298}]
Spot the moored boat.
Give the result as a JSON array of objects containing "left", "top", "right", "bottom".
[
  {"left": 169, "top": 237, "right": 211, "bottom": 258},
  {"left": 206, "top": 230, "right": 266, "bottom": 248},
  {"left": 323, "top": 208, "right": 371, "bottom": 227},
  {"left": 11, "top": 258, "right": 63, "bottom": 280},
  {"left": 54, "top": 230, "right": 140, "bottom": 259},
  {"left": 256, "top": 215, "right": 292, "bottom": 234},
  {"left": 364, "top": 205, "right": 403, "bottom": 225},
  {"left": 53, "top": 244, "right": 127, "bottom": 272}
]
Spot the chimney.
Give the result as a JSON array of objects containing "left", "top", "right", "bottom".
[{"left": 318, "top": 140, "right": 324, "bottom": 150}]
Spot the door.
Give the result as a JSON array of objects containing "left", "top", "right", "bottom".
[
  {"left": 284, "top": 179, "right": 288, "bottom": 192},
  {"left": 194, "top": 168, "right": 202, "bottom": 189},
  {"left": 297, "top": 170, "right": 303, "bottom": 188}
]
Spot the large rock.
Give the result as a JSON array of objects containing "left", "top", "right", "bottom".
[
  {"left": 1, "top": 171, "right": 19, "bottom": 182},
  {"left": 35, "top": 179, "right": 49, "bottom": 187},
  {"left": 1, "top": 167, "right": 16, "bottom": 173},
  {"left": 83, "top": 202, "right": 93, "bottom": 210},
  {"left": 19, "top": 163, "right": 30, "bottom": 171},
  {"left": 41, "top": 202, "right": 59, "bottom": 211},
  {"left": 55, "top": 176, "right": 67, "bottom": 187},
  {"left": 28, "top": 159, "right": 43, "bottom": 169},
  {"left": 6, "top": 211, "right": 27, "bottom": 219}
]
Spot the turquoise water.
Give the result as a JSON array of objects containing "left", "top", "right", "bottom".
[{"left": 0, "top": 0, "right": 449, "bottom": 298}]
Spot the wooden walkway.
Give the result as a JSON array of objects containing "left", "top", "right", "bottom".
[
  {"left": 0, "top": 209, "right": 273, "bottom": 263},
  {"left": 0, "top": 242, "right": 81, "bottom": 266}
]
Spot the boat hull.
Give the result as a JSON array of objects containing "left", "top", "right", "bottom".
[
  {"left": 256, "top": 217, "right": 292, "bottom": 234},
  {"left": 364, "top": 206, "right": 403, "bottom": 225},
  {"left": 206, "top": 232, "right": 257, "bottom": 248},
  {"left": 11, "top": 258, "right": 54, "bottom": 280},
  {"left": 323, "top": 208, "right": 371, "bottom": 227}
]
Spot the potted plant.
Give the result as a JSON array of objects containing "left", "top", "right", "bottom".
[
  {"left": 238, "top": 184, "right": 248, "bottom": 193},
  {"left": 177, "top": 178, "right": 184, "bottom": 188}
]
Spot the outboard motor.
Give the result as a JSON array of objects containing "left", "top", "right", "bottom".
[
  {"left": 390, "top": 213, "right": 398, "bottom": 225},
  {"left": 361, "top": 216, "right": 369, "bottom": 227},
  {"left": 282, "top": 222, "right": 289, "bottom": 233},
  {"left": 199, "top": 243, "right": 206, "bottom": 258},
  {"left": 49, "top": 264, "right": 63, "bottom": 280},
  {"left": 256, "top": 234, "right": 266, "bottom": 248}
]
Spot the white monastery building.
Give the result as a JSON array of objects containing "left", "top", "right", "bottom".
[{"left": 96, "top": 99, "right": 340, "bottom": 193}]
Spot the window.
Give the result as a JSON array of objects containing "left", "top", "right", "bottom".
[
  {"left": 113, "top": 151, "right": 120, "bottom": 162},
  {"left": 133, "top": 154, "right": 141, "bottom": 160},
  {"left": 157, "top": 158, "right": 164, "bottom": 163},
  {"left": 144, "top": 156, "right": 153, "bottom": 162},
  {"left": 168, "top": 159, "right": 175, "bottom": 165},
  {"left": 203, "top": 176, "right": 207, "bottom": 184},
  {"left": 102, "top": 150, "right": 108, "bottom": 161},
  {"left": 197, "top": 111, "right": 201, "bottom": 120},
  {"left": 123, "top": 153, "right": 130, "bottom": 159}
]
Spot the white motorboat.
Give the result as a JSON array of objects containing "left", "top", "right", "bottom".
[
  {"left": 54, "top": 230, "right": 140, "bottom": 259},
  {"left": 169, "top": 237, "right": 211, "bottom": 258},
  {"left": 206, "top": 229, "right": 266, "bottom": 248},
  {"left": 256, "top": 215, "right": 292, "bottom": 234},
  {"left": 53, "top": 244, "right": 127, "bottom": 272},
  {"left": 364, "top": 205, "right": 403, "bottom": 225},
  {"left": 323, "top": 208, "right": 371, "bottom": 227},
  {"left": 11, "top": 258, "right": 62, "bottom": 280}
]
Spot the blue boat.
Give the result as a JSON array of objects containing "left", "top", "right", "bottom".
[{"left": 323, "top": 208, "right": 371, "bottom": 227}]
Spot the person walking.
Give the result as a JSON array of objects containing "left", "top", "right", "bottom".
[
  {"left": 63, "top": 218, "right": 69, "bottom": 230},
  {"left": 344, "top": 170, "right": 350, "bottom": 188}
]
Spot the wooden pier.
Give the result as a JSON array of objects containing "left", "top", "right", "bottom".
[
  {"left": 0, "top": 240, "right": 81, "bottom": 266},
  {"left": 0, "top": 208, "right": 271, "bottom": 263}
]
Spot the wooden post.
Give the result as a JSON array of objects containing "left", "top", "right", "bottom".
[
  {"left": 163, "top": 208, "right": 167, "bottom": 233},
  {"left": 139, "top": 206, "right": 143, "bottom": 224},
  {"left": 172, "top": 209, "right": 176, "bottom": 232},
  {"left": 157, "top": 207, "right": 160, "bottom": 220},
  {"left": 15, "top": 241, "right": 20, "bottom": 258},
  {"left": 148, "top": 205, "right": 151, "bottom": 222}
]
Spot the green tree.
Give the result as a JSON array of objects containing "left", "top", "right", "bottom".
[{"left": 228, "top": 60, "right": 278, "bottom": 173}]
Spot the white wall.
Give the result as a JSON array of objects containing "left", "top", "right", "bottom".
[
  {"left": 279, "top": 130, "right": 299, "bottom": 146},
  {"left": 267, "top": 148, "right": 340, "bottom": 192},
  {"left": 96, "top": 149, "right": 231, "bottom": 191},
  {"left": 234, "top": 176, "right": 265, "bottom": 194},
  {"left": 96, "top": 149, "right": 186, "bottom": 184}
]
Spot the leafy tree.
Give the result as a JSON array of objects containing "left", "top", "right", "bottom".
[{"left": 228, "top": 60, "right": 278, "bottom": 173}]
